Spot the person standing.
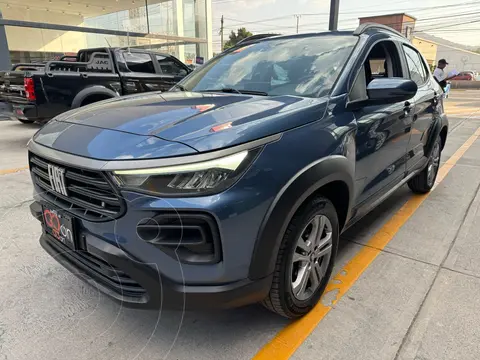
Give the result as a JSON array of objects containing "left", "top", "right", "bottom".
[{"left": 433, "top": 59, "right": 455, "bottom": 90}]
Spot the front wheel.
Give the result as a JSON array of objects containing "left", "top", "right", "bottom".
[
  {"left": 408, "top": 135, "right": 442, "bottom": 193},
  {"left": 262, "top": 196, "right": 338, "bottom": 319}
]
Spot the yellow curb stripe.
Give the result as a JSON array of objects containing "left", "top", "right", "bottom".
[
  {"left": 0, "top": 166, "right": 28, "bottom": 175},
  {"left": 253, "top": 128, "right": 480, "bottom": 360}
]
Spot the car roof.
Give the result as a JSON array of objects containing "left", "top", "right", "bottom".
[
  {"left": 237, "top": 24, "right": 406, "bottom": 47},
  {"left": 241, "top": 31, "right": 355, "bottom": 44}
]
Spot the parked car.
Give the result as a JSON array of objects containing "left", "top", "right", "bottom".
[
  {"left": 451, "top": 71, "right": 476, "bottom": 81},
  {"left": 0, "top": 47, "right": 191, "bottom": 124},
  {"left": 28, "top": 24, "right": 448, "bottom": 319}
]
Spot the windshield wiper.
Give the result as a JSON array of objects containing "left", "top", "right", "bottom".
[
  {"left": 171, "top": 83, "right": 187, "bottom": 91},
  {"left": 201, "top": 88, "right": 268, "bottom": 96}
]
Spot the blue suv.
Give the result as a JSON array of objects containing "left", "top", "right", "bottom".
[{"left": 29, "top": 24, "right": 448, "bottom": 318}]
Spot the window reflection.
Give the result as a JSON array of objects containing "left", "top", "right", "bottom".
[
  {"left": 1, "top": 0, "right": 210, "bottom": 64},
  {"left": 182, "top": 36, "right": 358, "bottom": 98}
]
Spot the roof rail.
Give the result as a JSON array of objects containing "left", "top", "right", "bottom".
[
  {"left": 353, "top": 23, "right": 405, "bottom": 38},
  {"left": 236, "top": 33, "right": 280, "bottom": 45}
]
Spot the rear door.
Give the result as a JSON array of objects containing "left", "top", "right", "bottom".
[
  {"left": 117, "top": 51, "right": 164, "bottom": 94},
  {"left": 154, "top": 55, "right": 190, "bottom": 92},
  {"left": 401, "top": 44, "right": 437, "bottom": 172}
]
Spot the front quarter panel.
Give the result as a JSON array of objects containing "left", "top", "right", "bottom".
[{"left": 248, "top": 104, "right": 356, "bottom": 280}]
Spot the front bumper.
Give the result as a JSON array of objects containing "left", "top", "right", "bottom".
[{"left": 31, "top": 201, "right": 272, "bottom": 310}]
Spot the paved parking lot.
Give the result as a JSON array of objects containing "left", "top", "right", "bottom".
[{"left": 1, "top": 91, "right": 480, "bottom": 360}]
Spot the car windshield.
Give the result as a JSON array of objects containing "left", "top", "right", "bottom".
[{"left": 178, "top": 35, "right": 358, "bottom": 98}]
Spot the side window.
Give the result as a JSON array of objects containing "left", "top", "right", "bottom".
[
  {"left": 156, "top": 56, "right": 187, "bottom": 76},
  {"left": 349, "top": 41, "right": 403, "bottom": 102},
  {"left": 403, "top": 45, "right": 428, "bottom": 85},
  {"left": 123, "top": 52, "right": 155, "bottom": 73}
]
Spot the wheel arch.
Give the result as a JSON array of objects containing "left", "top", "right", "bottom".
[
  {"left": 426, "top": 113, "right": 449, "bottom": 156},
  {"left": 439, "top": 125, "right": 448, "bottom": 150},
  {"left": 249, "top": 155, "right": 355, "bottom": 280},
  {"left": 71, "top": 85, "right": 119, "bottom": 109}
]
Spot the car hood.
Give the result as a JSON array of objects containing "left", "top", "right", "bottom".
[
  {"left": 33, "top": 120, "right": 197, "bottom": 160},
  {"left": 34, "top": 91, "right": 328, "bottom": 160}
]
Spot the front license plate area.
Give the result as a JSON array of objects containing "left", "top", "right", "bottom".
[{"left": 42, "top": 205, "right": 76, "bottom": 250}]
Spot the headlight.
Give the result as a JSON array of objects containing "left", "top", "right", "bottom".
[{"left": 111, "top": 148, "right": 261, "bottom": 196}]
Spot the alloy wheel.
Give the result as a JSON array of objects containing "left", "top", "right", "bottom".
[{"left": 290, "top": 215, "right": 333, "bottom": 301}]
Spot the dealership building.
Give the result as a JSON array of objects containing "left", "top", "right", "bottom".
[{"left": 0, "top": 0, "right": 213, "bottom": 70}]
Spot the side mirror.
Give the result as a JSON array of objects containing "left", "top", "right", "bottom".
[{"left": 366, "top": 78, "right": 417, "bottom": 104}]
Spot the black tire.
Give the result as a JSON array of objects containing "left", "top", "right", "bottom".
[
  {"left": 408, "top": 135, "right": 442, "bottom": 194},
  {"left": 17, "top": 119, "right": 35, "bottom": 124},
  {"left": 80, "top": 95, "right": 112, "bottom": 107},
  {"left": 262, "top": 196, "right": 339, "bottom": 319}
]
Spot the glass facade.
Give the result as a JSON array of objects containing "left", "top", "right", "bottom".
[{"left": 0, "top": 0, "right": 212, "bottom": 67}]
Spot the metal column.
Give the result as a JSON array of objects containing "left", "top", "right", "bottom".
[{"left": 0, "top": 10, "right": 11, "bottom": 71}]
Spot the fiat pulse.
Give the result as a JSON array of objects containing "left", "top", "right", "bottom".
[{"left": 29, "top": 24, "right": 448, "bottom": 318}]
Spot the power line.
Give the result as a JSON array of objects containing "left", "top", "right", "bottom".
[
  {"left": 223, "top": 15, "right": 293, "bottom": 24},
  {"left": 418, "top": 18, "right": 480, "bottom": 32},
  {"left": 218, "top": 12, "right": 480, "bottom": 34},
  {"left": 212, "top": 2, "right": 480, "bottom": 49},
  {"left": 216, "top": 4, "right": 480, "bottom": 33}
]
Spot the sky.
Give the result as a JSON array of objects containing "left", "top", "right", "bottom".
[{"left": 211, "top": 0, "right": 480, "bottom": 53}]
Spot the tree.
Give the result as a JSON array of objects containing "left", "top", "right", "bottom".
[{"left": 224, "top": 28, "right": 253, "bottom": 50}]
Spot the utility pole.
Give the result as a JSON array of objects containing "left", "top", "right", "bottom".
[
  {"left": 220, "top": 15, "right": 224, "bottom": 51},
  {"left": 294, "top": 15, "right": 301, "bottom": 34},
  {"left": 329, "top": 0, "right": 340, "bottom": 31}
]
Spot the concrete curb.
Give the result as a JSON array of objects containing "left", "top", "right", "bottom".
[{"left": 449, "top": 81, "right": 480, "bottom": 89}]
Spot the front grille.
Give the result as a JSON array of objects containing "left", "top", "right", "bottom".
[
  {"left": 29, "top": 153, "right": 125, "bottom": 221},
  {"left": 47, "top": 235, "right": 146, "bottom": 299}
]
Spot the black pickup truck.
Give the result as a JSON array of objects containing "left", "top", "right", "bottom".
[{"left": 0, "top": 47, "right": 191, "bottom": 124}]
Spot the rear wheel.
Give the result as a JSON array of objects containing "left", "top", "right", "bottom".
[
  {"left": 408, "top": 135, "right": 441, "bottom": 193},
  {"left": 80, "top": 94, "right": 112, "bottom": 107},
  {"left": 262, "top": 196, "right": 338, "bottom": 319}
]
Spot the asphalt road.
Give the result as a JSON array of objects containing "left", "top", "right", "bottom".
[{"left": 1, "top": 91, "right": 480, "bottom": 360}]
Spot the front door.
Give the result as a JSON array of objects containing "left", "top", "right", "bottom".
[
  {"left": 353, "top": 100, "right": 412, "bottom": 205},
  {"left": 349, "top": 40, "right": 413, "bottom": 209}
]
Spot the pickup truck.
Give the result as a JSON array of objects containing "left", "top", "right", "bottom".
[{"left": 0, "top": 47, "right": 191, "bottom": 124}]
